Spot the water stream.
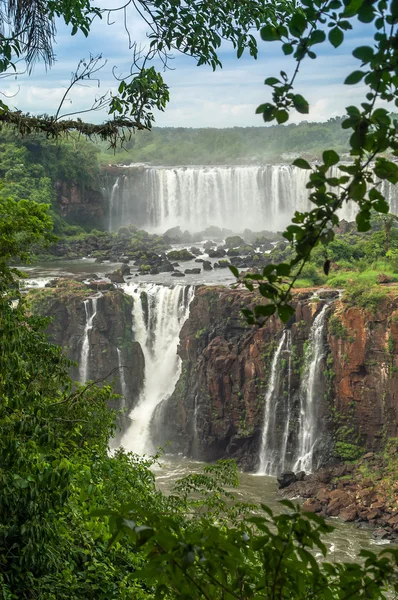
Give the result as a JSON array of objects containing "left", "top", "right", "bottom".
[
  {"left": 257, "top": 330, "right": 290, "bottom": 476},
  {"left": 121, "top": 283, "right": 194, "bottom": 454},
  {"left": 293, "top": 303, "right": 329, "bottom": 473},
  {"left": 79, "top": 296, "right": 99, "bottom": 383}
]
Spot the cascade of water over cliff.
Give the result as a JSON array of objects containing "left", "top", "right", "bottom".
[
  {"left": 79, "top": 296, "right": 99, "bottom": 383},
  {"left": 105, "top": 164, "right": 398, "bottom": 233},
  {"left": 257, "top": 304, "right": 330, "bottom": 476},
  {"left": 121, "top": 283, "right": 194, "bottom": 454},
  {"left": 293, "top": 303, "right": 330, "bottom": 473},
  {"left": 257, "top": 330, "right": 293, "bottom": 476}
]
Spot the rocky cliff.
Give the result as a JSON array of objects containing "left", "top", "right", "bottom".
[
  {"left": 28, "top": 279, "right": 145, "bottom": 437},
  {"left": 55, "top": 180, "right": 106, "bottom": 229},
  {"left": 152, "top": 286, "right": 398, "bottom": 471}
]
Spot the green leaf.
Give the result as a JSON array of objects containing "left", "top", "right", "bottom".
[
  {"left": 293, "top": 158, "right": 311, "bottom": 170},
  {"left": 282, "top": 43, "right": 294, "bottom": 55},
  {"left": 277, "top": 305, "right": 295, "bottom": 323},
  {"left": 260, "top": 25, "right": 280, "bottom": 41},
  {"left": 264, "top": 77, "right": 280, "bottom": 86},
  {"left": 289, "top": 13, "right": 307, "bottom": 37},
  {"left": 292, "top": 94, "right": 309, "bottom": 114},
  {"left": 329, "top": 27, "right": 344, "bottom": 48},
  {"left": 309, "top": 29, "right": 326, "bottom": 45},
  {"left": 276, "top": 109, "right": 289, "bottom": 124},
  {"left": 344, "top": 70, "right": 366, "bottom": 85},
  {"left": 254, "top": 304, "right": 276, "bottom": 318},
  {"left": 322, "top": 150, "right": 340, "bottom": 167},
  {"left": 229, "top": 265, "right": 239, "bottom": 278},
  {"left": 352, "top": 45, "right": 374, "bottom": 63}
]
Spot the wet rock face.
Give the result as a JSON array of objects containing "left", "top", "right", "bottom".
[
  {"left": 28, "top": 280, "right": 145, "bottom": 434},
  {"left": 152, "top": 286, "right": 398, "bottom": 472},
  {"left": 151, "top": 287, "right": 333, "bottom": 471},
  {"left": 328, "top": 296, "right": 398, "bottom": 452},
  {"left": 55, "top": 180, "right": 105, "bottom": 229}
]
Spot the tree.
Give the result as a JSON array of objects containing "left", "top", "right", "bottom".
[
  {"left": 0, "top": 0, "right": 293, "bottom": 145},
  {"left": 230, "top": 0, "right": 398, "bottom": 325}
]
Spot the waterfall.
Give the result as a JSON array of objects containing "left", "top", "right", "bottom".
[
  {"left": 121, "top": 283, "right": 194, "bottom": 454},
  {"left": 117, "top": 347, "right": 128, "bottom": 406},
  {"left": 108, "top": 177, "right": 120, "bottom": 232},
  {"left": 79, "top": 296, "right": 99, "bottom": 383},
  {"left": 105, "top": 164, "right": 398, "bottom": 233},
  {"left": 293, "top": 304, "right": 329, "bottom": 473},
  {"left": 257, "top": 330, "right": 293, "bottom": 476},
  {"left": 279, "top": 330, "right": 293, "bottom": 470}
]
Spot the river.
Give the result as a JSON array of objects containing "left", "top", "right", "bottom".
[{"left": 154, "top": 456, "right": 390, "bottom": 563}]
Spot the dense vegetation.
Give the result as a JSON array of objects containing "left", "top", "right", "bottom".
[
  {"left": 2, "top": 194, "right": 398, "bottom": 599},
  {"left": 98, "top": 120, "right": 349, "bottom": 165},
  {"left": 0, "top": 129, "right": 100, "bottom": 233}
]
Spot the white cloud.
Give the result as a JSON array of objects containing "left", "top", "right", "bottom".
[{"left": 5, "top": 8, "right": 377, "bottom": 128}]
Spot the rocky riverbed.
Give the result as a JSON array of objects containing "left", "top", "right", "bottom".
[{"left": 281, "top": 445, "right": 398, "bottom": 542}]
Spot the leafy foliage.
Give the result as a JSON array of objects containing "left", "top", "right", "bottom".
[{"left": 233, "top": 0, "right": 398, "bottom": 324}]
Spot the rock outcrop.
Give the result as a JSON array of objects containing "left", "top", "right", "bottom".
[
  {"left": 28, "top": 279, "right": 145, "bottom": 437},
  {"left": 328, "top": 293, "right": 398, "bottom": 453},
  {"left": 55, "top": 180, "right": 105, "bottom": 229},
  {"left": 151, "top": 287, "right": 334, "bottom": 471},
  {"left": 152, "top": 285, "right": 398, "bottom": 472}
]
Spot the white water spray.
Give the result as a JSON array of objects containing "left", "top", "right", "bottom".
[
  {"left": 293, "top": 304, "right": 329, "bottom": 473},
  {"left": 108, "top": 177, "right": 120, "bottom": 232},
  {"left": 121, "top": 283, "right": 194, "bottom": 454},
  {"left": 279, "top": 330, "right": 293, "bottom": 470},
  {"left": 257, "top": 331, "right": 289, "bottom": 475},
  {"left": 106, "top": 164, "right": 398, "bottom": 233},
  {"left": 117, "top": 347, "right": 128, "bottom": 407},
  {"left": 79, "top": 296, "right": 99, "bottom": 383}
]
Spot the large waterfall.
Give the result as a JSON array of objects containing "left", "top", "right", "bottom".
[
  {"left": 121, "top": 283, "right": 194, "bottom": 454},
  {"left": 79, "top": 296, "right": 99, "bottom": 383},
  {"left": 105, "top": 164, "right": 398, "bottom": 233}
]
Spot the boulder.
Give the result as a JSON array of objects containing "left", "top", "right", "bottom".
[
  {"left": 159, "top": 262, "right": 174, "bottom": 273},
  {"left": 302, "top": 498, "right": 322, "bottom": 513},
  {"left": 339, "top": 505, "right": 358, "bottom": 522},
  {"left": 108, "top": 270, "right": 125, "bottom": 283},
  {"left": 372, "top": 528, "right": 391, "bottom": 540},
  {"left": 120, "top": 263, "right": 131, "bottom": 276},
  {"left": 202, "top": 261, "right": 212, "bottom": 271},
  {"left": 171, "top": 271, "right": 186, "bottom": 277},
  {"left": 208, "top": 247, "right": 226, "bottom": 258},
  {"left": 277, "top": 471, "right": 297, "bottom": 489},
  {"left": 295, "top": 471, "right": 306, "bottom": 482},
  {"left": 185, "top": 268, "right": 201, "bottom": 275},
  {"left": 150, "top": 267, "right": 159, "bottom": 275}
]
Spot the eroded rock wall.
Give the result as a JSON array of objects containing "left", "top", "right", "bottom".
[
  {"left": 328, "top": 295, "right": 398, "bottom": 452},
  {"left": 28, "top": 280, "right": 145, "bottom": 432},
  {"left": 152, "top": 286, "right": 398, "bottom": 471},
  {"left": 152, "top": 287, "right": 334, "bottom": 470},
  {"left": 55, "top": 180, "right": 105, "bottom": 229}
]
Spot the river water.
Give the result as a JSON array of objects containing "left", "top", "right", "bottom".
[
  {"left": 21, "top": 259, "right": 391, "bottom": 561},
  {"left": 154, "top": 456, "right": 389, "bottom": 563}
]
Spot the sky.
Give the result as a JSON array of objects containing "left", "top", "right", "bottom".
[{"left": 3, "top": 2, "right": 375, "bottom": 128}]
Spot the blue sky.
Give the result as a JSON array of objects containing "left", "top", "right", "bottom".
[{"left": 5, "top": 2, "right": 375, "bottom": 128}]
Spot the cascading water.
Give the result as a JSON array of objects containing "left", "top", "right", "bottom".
[
  {"left": 121, "top": 283, "right": 194, "bottom": 454},
  {"left": 117, "top": 347, "right": 128, "bottom": 406},
  {"left": 108, "top": 177, "right": 120, "bottom": 233},
  {"left": 79, "top": 296, "right": 99, "bottom": 383},
  {"left": 105, "top": 164, "right": 398, "bottom": 233},
  {"left": 279, "top": 330, "right": 293, "bottom": 470},
  {"left": 293, "top": 303, "right": 330, "bottom": 473},
  {"left": 257, "top": 330, "right": 293, "bottom": 476}
]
